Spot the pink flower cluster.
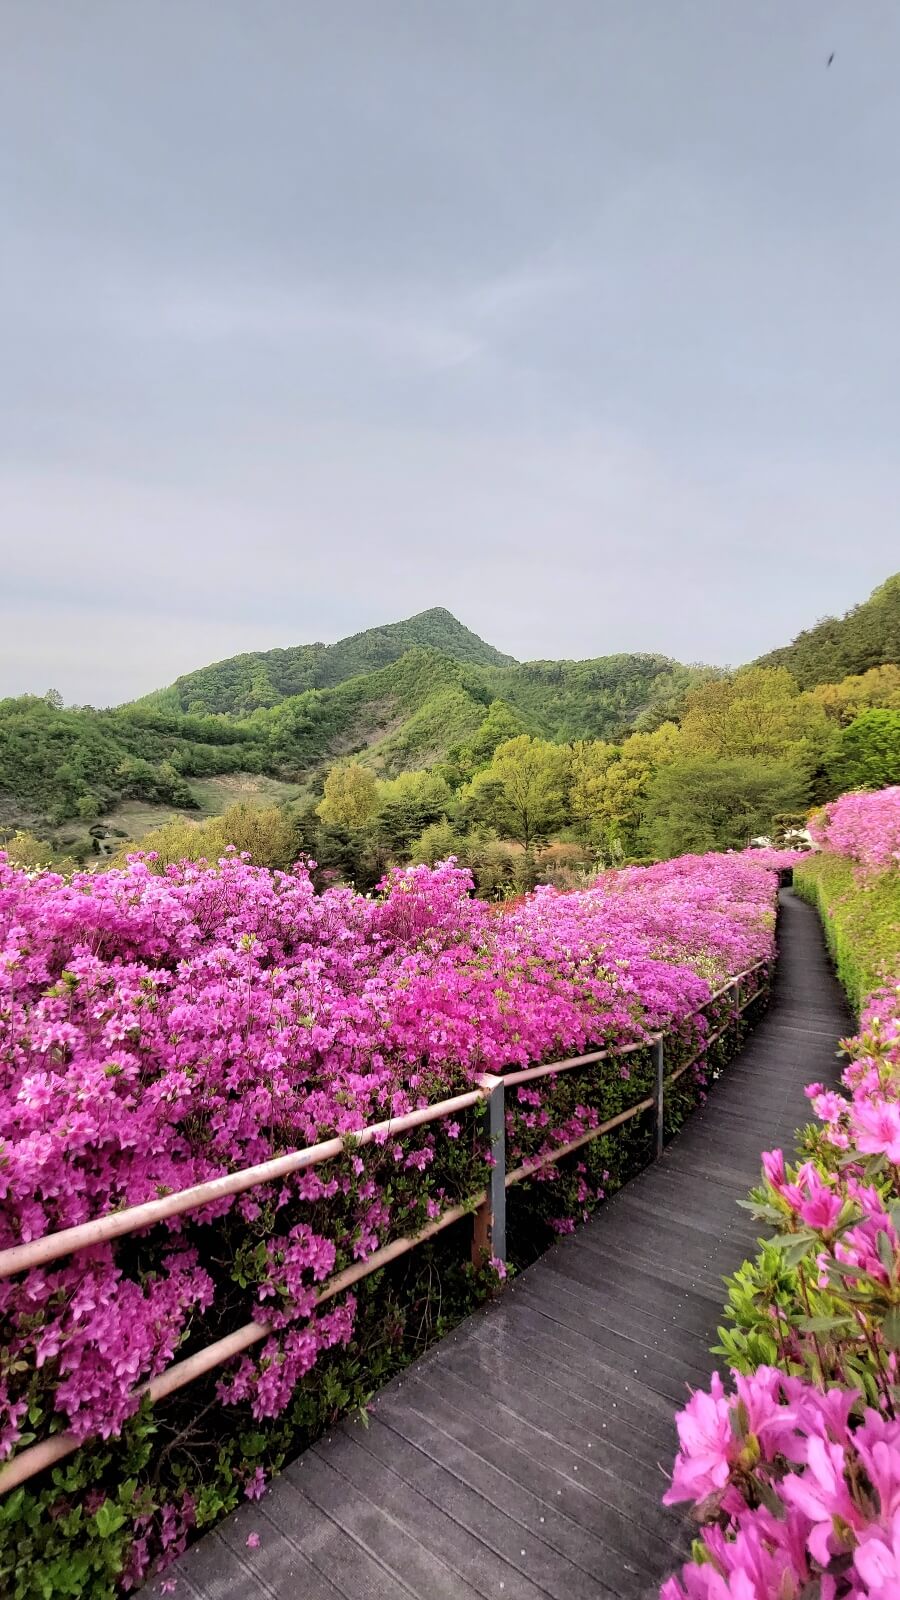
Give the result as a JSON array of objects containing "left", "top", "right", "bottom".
[
  {"left": 0, "top": 849, "right": 778, "bottom": 1460},
  {"left": 663, "top": 1369, "right": 900, "bottom": 1599},
  {"left": 808, "top": 786, "right": 900, "bottom": 874},
  {"left": 741, "top": 847, "right": 811, "bottom": 871}
]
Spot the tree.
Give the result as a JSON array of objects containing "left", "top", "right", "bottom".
[
  {"left": 679, "top": 667, "right": 833, "bottom": 768},
  {"left": 806, "top": 665, "right": 900, "bottom": 726},
  {"left": 460, "top": 736, "right": 571, "bottom": 848},
  {"left": 571, "top": 723, "right": 681, "bottom": 855},
  {"left": 407, "top": 818, "right": 463, "bottom": 867},
  {"left": 453, "top": 700, "right": 530, "bottom": 776},
  {"left": 642, "top": 758, "right": 810, "bottom": 858},
  {"left": 120, "top": 803, "right": 300, "bottom": 873},
  {"left": 568, "top": 740, "right": 620, "bottom": 828},
  {"left": 826, "top": 709, "right": 900, "bottom": 791},
  {"left": 316, "top": 762, "right": 379, "bottom": 830},
  {"left": 375, "top": 770, "right": 454, "bottom": 853}
]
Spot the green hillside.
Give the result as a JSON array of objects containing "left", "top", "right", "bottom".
[
  {"left": 0, "top": 643, "right": 703, "bottom": 845},
  {"left": 755, "top": 573, "right": 900, "bottom": 689},
  {"left": 3, "top": 580, "right": 898, "bottom": 861},
  {"left": 142, "top": 607, "right": 515, "bottom": 716}
]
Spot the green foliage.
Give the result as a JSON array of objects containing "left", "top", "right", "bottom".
[
  {"left": 5, "top": 590, "right": 898, "bottom": 845},
  {"left": 451, "top": 699, "right": 532, "bottom": 773},
  {"left": 475, "top": 654, "right": 711, "bottom": 743},
  {"left": 120, "top": 803, "right": 301, "bottom": 873},
  {"left": 826, "top": 708, "right": 900, "bottom": 792},
  {"left": 374, "top": 770, "right": 454, "bottom": 852},
  {"left": 316, "top": 763, "right": 380, "bottom": 830},
  {"left": 679, "top": 666, "right": 834, "bottom": 768},
  {"left": 461, "top": 735, "right": 571, "bottom": 848},
  {"left": 142, "top": 608, "right": 515, "bottom": 716},
  {"left": 643, "top": 757, "right": 810, "bottom": 857},
  {"left": 793, "top": 852, "right": 900, "bottom": 1013},
  {"left": 806, "top": 663, "right": 900, "bottom": 724},
  {"left": 0, "top": 697, "right": 259, "bottom": 824},
  {"left": 755, "top": 571, "right": 900, "bottom": 689},
  {"left": 570, "top": 724, "right": 680, "bottom": 855},
  {"left": 0, "top": 830, "right": 77, "bottom": 874}
]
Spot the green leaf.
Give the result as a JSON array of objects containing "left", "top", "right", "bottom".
[
  {"left": 877, "top": 1231, "right": 896, "bottom": 1275},
  {"left": 881, "top": 1306, "right": 900, "bottom": 1351},
  {"left": 94, "top": 1501, "right": 127, "bottom": 1539},
  {"left": 782, "top": 1236, "right": 816, "bottom": 1268},
  {"left": 797, "top": 1315, "right": 855, "bottom": 1335}
]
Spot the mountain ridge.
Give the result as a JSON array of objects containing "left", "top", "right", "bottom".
[
  {"left": 139, "top": 606, "right": 516, "bottom": 717},
  {"left": 141, "top": 570, "right": 900, "bottom": 720},
  {"left": 1, "top": 574, "right": 896, "bottom": 847},
  {"left": 753, "top": 573, "right": 900, "bottom": 688}
]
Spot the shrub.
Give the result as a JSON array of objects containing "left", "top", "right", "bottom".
[
  {"left": 661, "top": 787, "right": 900, "bottom": 1600},
  {"left": 0, "top": 851, "right": 781, "bottom": 1592}
]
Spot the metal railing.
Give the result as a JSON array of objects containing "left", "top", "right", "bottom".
[{"left": 0, "top": 956, "right": 769, "bottom": 1494}]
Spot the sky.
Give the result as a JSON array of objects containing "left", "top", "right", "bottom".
[{"left": 1, "top": 2, "right": 898, "bottom": 706}]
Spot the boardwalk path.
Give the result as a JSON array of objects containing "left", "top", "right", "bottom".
[{"left": 151, "top": 890, "right": 849, "bottom": 1600}]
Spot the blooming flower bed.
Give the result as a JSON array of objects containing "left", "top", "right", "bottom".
[
  {"left": 808, "top": 786, "right": 900, "bottom": 875},
  {"left": 661, "top": 789, "right": 900, "bottom": 1600},
  {"left": 0, "top": 848, "right": 780, "bottom": 1594},
  {"left": 741, "top": 847, "right": 812, "bottom": 872}
]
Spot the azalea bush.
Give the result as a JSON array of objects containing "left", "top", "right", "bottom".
[
  {"left": 807, "top": 786, "right": 900, "bottom": 875},
  {"left": 0, "top": 848, "right": 780, "bottom": 1594},
  {"left": 662, "top": 789, "right": 900, "bottom": 1600},
  {"left": 741, "top": 847, "right": 811, "bottom": 872}
]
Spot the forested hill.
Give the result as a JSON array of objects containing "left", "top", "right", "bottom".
[
  {"left": 754, "top": 573, "right": 900, "bottom": 689},
  {"left": 1, "top": 576, "right": 897, "bottom": 852},
  {"left": 141, "top": 607, "right": 516, "bottom": 716}
]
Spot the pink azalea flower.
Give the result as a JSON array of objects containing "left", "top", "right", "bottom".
[
  {"left": 796, "top": 1168, "right": 842, "bottom": 1233},
  {"left": 781, "top": 1436, "right": 863, "bottom": 1565},
  {"left": 854, "top": 1509, "right": 900, "bottom": 1597},
  {"left": 851, "top": 1099, "right": 900, "bottom": 1163},
  {"left": 663, "top": 1372, "right": 733, "bottom": 1505}
]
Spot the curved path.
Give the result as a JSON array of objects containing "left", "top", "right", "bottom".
[{"left": 149, "top": 891, "right": 850, "bottom": 1600}]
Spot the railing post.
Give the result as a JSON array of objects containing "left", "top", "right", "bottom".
[
  {"left": 653, "top": 1037, "right": 665, "bottom": 1159},
  {"left": 472, "top": 1074, "right": 506, "bottom": 1267}
]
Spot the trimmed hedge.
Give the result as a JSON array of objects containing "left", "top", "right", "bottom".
[{"left": 793, "top": 852, "right": 900, "bottom": 1013}]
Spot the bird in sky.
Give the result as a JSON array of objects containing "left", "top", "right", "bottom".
[{"left": 827, "top": 52, "right": 835, "bottom": 66}]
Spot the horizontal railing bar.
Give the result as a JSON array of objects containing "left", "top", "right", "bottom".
[
  {"left": 0, "top": 1088, "right": 486, "bottom": 1281},
  {"left": 504, "top": 1095, "right": 656, "bottom": 1187},
  {"left": 704, "top": 958, "right": 767, "bottom": 1005},
  {"left": 0, "top": 1195, "right": 478, "bottom": 1494},
  {"left": 666, "top": 980, "right": 767, "bottom": 1085},
  {"left": 502, "top": 1034, "right": 661, "bottom": 1088}
]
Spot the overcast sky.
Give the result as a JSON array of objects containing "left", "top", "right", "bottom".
[{"left": 1, "top": 3, "right": 898, "bottom": 705}]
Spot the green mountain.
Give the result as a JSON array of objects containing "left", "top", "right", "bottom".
[
  {"left": 755, "top": 573, "right": 900, "bottom": 689},
  {"left": 0, "top": 635, "right": 706, "bottom": 839},
  {"left": 3, "top": 578, "right": 897, "bottom": 848},
  {"left": 142, "top": 607, "right": 515, "bottom": 716}
]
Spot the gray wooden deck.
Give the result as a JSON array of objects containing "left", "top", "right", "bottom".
[{"left": 149, "top": 890, "right": 849, "bottom": 1600}]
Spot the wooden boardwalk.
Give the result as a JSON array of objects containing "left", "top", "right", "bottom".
[{"left": 149, "top": 890, "right": 850, "bottom": 1600}]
